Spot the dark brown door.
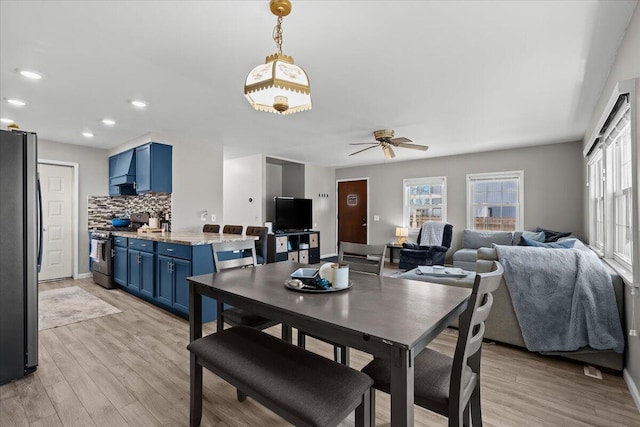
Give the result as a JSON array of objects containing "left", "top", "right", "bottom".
[{"left": 338, "top": 180, "right": 368, "bottom": 246}]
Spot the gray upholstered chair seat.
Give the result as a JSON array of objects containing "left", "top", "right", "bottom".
[
  {"left": 221, "top": 307, "right": 273, "bottom": 328},
  {"left": 188, "top": 326, "right": 373, "bottom": 427},
  {"left": 362, "top": 348, "right": 475, "bottom": 415}
]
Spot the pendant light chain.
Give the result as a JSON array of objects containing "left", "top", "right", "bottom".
[{"left": 273, "top": 15, "right": 284, "bottom": 55}]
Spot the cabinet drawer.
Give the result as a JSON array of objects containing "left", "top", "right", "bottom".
[
  {"left": 157, "top": 242, "right": 192, "bottom": 260},
  {"left": 288, "top": 251, "right": 299, "bottom": 262},
  {"left": 276, "top": 236, "right": 288, "bottom": 253},
  {"left": 113, "top": 236, "right": 127, "bottom": 247},
  {"left": 128, "top": 238, "right": 155, "bottom": 253},
  {"left": 299, "top": 250, "right": 309, "bottom": 264},
  {"left": 309, "top": 233, "right": 318, "bottom": 248}
]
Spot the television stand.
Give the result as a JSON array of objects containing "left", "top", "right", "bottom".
[{"left": 267, "top": 231, "right": 320, "bottom": 264}]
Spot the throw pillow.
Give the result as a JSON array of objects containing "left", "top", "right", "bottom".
[
  {"left": 517, "top": 230, "right": 545, "bottom": 245},
  {"left": 521, "top": 237, "right": 576, "bottom": 249},
  {"left": 535, "top": 227, "right": 572, "bottom": 242}
]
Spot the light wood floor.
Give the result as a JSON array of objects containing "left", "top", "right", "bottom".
[{"left": 1, "top": 278, "right": 639, "bottom": 427}]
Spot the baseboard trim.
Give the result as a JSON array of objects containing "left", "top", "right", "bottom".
[
  {"left": 624, "top": 368, "right": 640, "bottom": 413},
  {"left": 321, "top": 252, "right": 337, "bottom": 258},
  {"left": 76, "top": 272, "right": 93, "bottom": 279}
]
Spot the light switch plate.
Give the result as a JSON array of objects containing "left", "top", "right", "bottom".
[
  {"left": 211, "top": 214, "right": 216, "bottom": 222},
  {"left": 373, "top": 215, "right": 380, "bottom": 221}
]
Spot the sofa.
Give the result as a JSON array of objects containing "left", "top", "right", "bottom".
[
  {"left": 400, "top": 244, "right": 625, "bottom": 372},
  {"left": 453, "top": 230, "right": 522, "bottom": 271}
]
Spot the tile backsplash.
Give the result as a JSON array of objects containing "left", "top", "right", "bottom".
[{"left": 88, "top": 193, "right": 172, "bottom": 229}]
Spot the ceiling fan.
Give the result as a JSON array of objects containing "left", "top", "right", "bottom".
[{"left": 349, "top": 129, "right": 428, "bottom": 159}]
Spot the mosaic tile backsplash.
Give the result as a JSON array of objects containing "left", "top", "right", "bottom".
[{"left": 88, "top": 193, "right": 172, "bottom": 229}]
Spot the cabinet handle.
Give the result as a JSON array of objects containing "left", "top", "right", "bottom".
[
  {"left": 167, "top": 248, "right": 174, "bottom": 252},
  {"left": 138, "top": 255, "right": 141, "bottom": 264},
  {"left": 141, "top": 244, "right": 147, "bottom": 247},
  {"left": 133, "top": 181, "right": 136, "bottom": 190}
]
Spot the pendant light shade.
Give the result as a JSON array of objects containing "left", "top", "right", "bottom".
[{"left": 244, "top": 0, "right": 311, "bottom": 115}]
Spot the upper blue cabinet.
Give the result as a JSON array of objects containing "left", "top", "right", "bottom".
[
  {"left": 108, "top": 142, "right": 172, "bottom": 195},
  {"left": 135, "top": 142, "right": 172, "bottom": 194}
]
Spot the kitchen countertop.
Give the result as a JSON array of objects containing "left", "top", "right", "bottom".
[{"left": 109, "top": 231, "right": 258, "bottom": 246}]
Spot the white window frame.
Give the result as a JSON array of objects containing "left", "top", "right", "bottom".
[
  {"left": 402, "top": 176, "right": 447, "bottom": 231},
  {"left": 466, "top": 171, "right": 524, "bottom": 231},
  {"left": 587, "top": 150, "right": 605, "bottom": 254},
  {"left": 588, "top": 103, "right": 633, "bottom": 272}
]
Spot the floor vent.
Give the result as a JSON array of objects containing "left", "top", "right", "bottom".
[{"left": 584, "top": 365, "right": 603, "bottom": 379}]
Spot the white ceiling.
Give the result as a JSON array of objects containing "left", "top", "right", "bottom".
[{"left": 1, "top": 0, "right": 637, "bottom": 167}]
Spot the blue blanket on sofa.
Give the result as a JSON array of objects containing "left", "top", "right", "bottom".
[{"left": 495, "top": 245, "right": 624, "bottom": 353}]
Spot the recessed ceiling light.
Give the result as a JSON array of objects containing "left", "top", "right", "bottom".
[
  {"left": 0, "top": 118, "right": 14, "bottom": 124},
  {"left": 82, "top": 132, "right": 95, "bottom": 138},
  {"left": 130, "top": 100, "right": 147, "bottom": 108},
  {"left": 18, "top": 69, "right": 43, "bottom": 80},
  {"left": 102, "top": 119, "right": 116, "bottom": 126},
  {"left": 7, "top": 99, "right": 26, "bottom": 106}
]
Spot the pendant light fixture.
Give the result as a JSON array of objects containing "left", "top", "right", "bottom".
[{"left": 244, "top": 0, "right": 311, "bottom": 115}]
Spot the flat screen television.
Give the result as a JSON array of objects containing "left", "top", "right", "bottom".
[{"left": 274, "top": 197, "right": 312, "bottom": 232}]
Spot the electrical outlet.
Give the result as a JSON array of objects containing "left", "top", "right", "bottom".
[{"left": 211, "top": 214, "right": 216, "bottom": 222}]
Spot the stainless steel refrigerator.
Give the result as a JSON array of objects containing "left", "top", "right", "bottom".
[{"left": 0, "top": 129, "right": 41, "bottom": 384}]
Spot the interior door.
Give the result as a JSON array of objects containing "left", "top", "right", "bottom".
[
  {"left": 337, "top": 180, "right": 368, "bottom": 246},
  {"left": 38, "top": 163, "right": 73, "bottom": 281}
]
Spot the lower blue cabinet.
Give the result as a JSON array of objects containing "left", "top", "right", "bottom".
[
  {"left": 127, "top": 249, "right": 155, "bottom": 296},
  {"left": 156, "top": 254, "right": 191, "bottom": 314},
  {"left": 114, "top": 246, "right": 128, "bottom": 286}
]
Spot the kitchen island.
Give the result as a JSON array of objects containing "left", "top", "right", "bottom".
[{"left": 110, "top": 231, "right": 257, "bottom": 322}]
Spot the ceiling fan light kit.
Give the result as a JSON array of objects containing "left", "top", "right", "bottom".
[
  {"left": 349, "top": 129, "right": 429, "bottom": 159},
  {"left": 244, "top": 0, "right": 312, "bottom": 115}
]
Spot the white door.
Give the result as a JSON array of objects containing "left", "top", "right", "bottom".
[{"left": 38, "top": 163, "right": 74, "bottom": 281}]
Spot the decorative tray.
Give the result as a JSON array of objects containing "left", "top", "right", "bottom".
[
  {"left": 417, "top": 266, "right": 470, "bottom": 278},
  {"left": 284, "top": 280, "right": 353, "bottom": 293}
]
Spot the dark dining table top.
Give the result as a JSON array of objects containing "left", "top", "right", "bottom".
[{"left": 188, "top": 261, "right": 471, "bottom": 351}]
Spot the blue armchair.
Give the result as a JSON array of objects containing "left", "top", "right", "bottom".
[{"left": 398, "top": 222, "right": 453, "bottom": 271}]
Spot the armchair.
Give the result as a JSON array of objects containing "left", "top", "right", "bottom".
[{"left": 398, "top": 222, "right": 453, "bottom": 271}]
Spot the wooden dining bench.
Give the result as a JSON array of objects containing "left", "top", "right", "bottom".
[{"left": 187, "top": 326, "right": 373, "bottom": 427}]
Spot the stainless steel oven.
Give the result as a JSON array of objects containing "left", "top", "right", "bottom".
[{"left": 90, "top": 230, "right": 116, "bottom": 289}]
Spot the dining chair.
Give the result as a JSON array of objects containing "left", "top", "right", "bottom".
[
  {"left": 361, "top": 261, "right": 504, "bottom": 426},
  {"left": 211, "top": 240, "right": 282, "bottom": 402},
  {"left": 222, "top": 224, "right": 243, "bottom": 235},
  {"left": 245, "top": 226, "right": 269, "bottom": 265},
  {"left": 297, "top": 242, "right": 387, "bottom": 366},
  {"left": 202, "top": 224, "right": 220, "bottom": 233}
]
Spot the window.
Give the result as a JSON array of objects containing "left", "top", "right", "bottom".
[
  {"left": 588, "top": 102, "right": 632, "bottom": 270},
  {"left": 403, "top": 177, "right": 446, "bottom": 230},
  {"left": 467, "top": 171, "right": 523, "bottom": 231}
]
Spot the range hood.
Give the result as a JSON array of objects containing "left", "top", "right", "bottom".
[{"left": 110, "top": 149, "right": 136, "bottom": 187}]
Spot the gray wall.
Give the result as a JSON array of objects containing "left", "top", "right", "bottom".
[
  {"left": 305, "top": 164, "right": 337, "bottom": 256},
  {"left": 38, "top": 139, "right": 108, "bottom": 275},
  {"left": 583, "top": 3, "right": 640, "bottom": 399},
  {"left": 282, "top": 163, "right": 305, "bottom": 198},
  {"left": 336, "top": 141, "right": 584, "bottom": 260},
  {"left": 265, "top": 163, "right": 282, "bottom": 222}
]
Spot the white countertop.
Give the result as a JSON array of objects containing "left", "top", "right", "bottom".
[{"left": 109, "top": 231, "right": 257, "bottom": 246}]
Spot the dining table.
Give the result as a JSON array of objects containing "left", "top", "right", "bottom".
[{"left": 187, "top": 261, "right": 471, "bottom": 427}]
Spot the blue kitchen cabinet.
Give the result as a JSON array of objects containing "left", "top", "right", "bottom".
[
  {"left": 172, "top": 258, "right": 191, "bottom": 313},
  {"left": 113, "top": 246, "right": 128, "bottom": 286},
  {"left": 128, "top": 250, "right": 141, "bottom": 292},
  {"left": 113, "top": 236, "right": 128, "bottom": 286},
  {"left": 135, "top": 142, "right": 172, "bottom": 194},
  {"left": 128, "top": 249, "right": 154, "bottom": 296},
  {"left": 156, "top": 255, "right": 174, "bottom": 306}
]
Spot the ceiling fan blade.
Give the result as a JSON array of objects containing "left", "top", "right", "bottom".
[
  {"left": 349, "top": 145, "right": 379, "bottom": 156},
  {"left": 390, "top": 137, "right": 412, "bottom": 144},
  {"left": 395, "top": 142, "right": 429, "bottom": 151},
  {"left": 349, "top": 142, "right": 379, "bottom": 146},
  {"left": 383, "top": 144, "right": 396, "bottom": 159}
]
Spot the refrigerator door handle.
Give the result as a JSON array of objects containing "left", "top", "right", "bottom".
[{"left": 37, "top": 174, "right": 43, "bottom": 273}]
